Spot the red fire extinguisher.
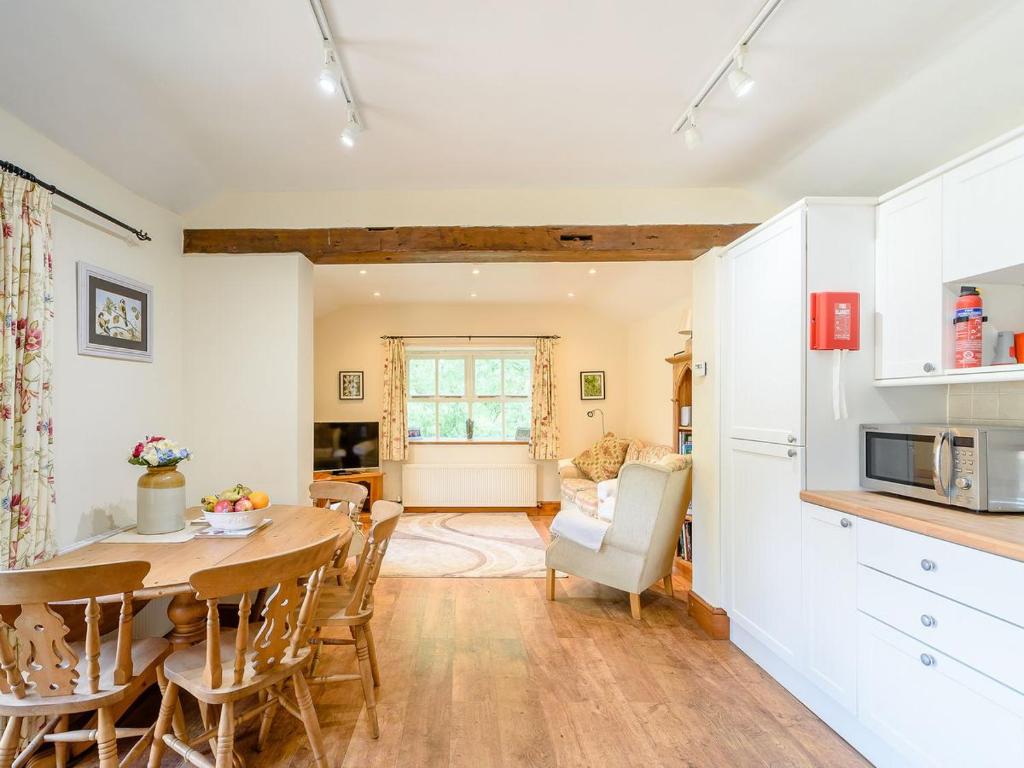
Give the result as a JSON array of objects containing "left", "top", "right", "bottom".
[{"left": 954, "top": 286, "right": 984, "bottom": 368}]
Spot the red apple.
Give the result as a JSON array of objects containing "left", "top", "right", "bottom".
[
  {"left": 213, "top": 499, "right": 233, "bottom": 514},
  {"left": 234, "top": 498, "right": 254, "bottom": 512}
]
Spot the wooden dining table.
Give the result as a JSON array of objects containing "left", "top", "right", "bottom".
[{"left": 37, "top": 504, "right": 353, "bottom": 649}]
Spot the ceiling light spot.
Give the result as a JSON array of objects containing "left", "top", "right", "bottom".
[
  {"left": 588, "top": 268, "right": 597, "bottom": 275},
  {"left": 359, "top": 269, "right": 367, "bottom": 275},
  {"left": 372, "top": 291, "right": 381, "bottom": 297},
  {"left": 567, "top": 292, "right": 575, "bottom": 298},
  {"left": 472, "top": 268, "right": 480, "bottom": 275},
  {"left": 470, "top": 293, "right": 477, "bottom": 298}
]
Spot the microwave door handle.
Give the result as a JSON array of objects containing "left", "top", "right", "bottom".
[{"left": 932, "top": 431, "right": 950, "bottom": 497}]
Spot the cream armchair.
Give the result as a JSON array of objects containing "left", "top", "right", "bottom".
[{"left": 545, "top": 460, "right": 691, "bottom": 620}]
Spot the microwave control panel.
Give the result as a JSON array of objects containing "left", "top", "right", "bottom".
[{"left": 951, "top": 437, "right": 979, "bottom": 505}]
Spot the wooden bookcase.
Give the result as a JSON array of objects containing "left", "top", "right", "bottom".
[{"left": 666, "top": 350, "right": 693, "bottom": 579}]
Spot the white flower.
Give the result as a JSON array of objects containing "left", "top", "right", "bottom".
[{"left": 143, "top": 447, "right": 160, "bottom": 466}]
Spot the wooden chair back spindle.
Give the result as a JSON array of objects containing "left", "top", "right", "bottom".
[
  {"left": 0, "top": 561, "right": 148, "bottom": 701},
  {"left": 344, "top": 501, "right": 402, "bottom": 618},
  {"left": 187, "top": 535, "right": 339, "bottom": 690}
]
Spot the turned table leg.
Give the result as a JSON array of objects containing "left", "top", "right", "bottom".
[{"left": 167, "top": 592, "right": 207, "bottom": 650}]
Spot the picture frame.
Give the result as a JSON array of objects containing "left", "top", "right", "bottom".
[
  {"left": 77, "top": 262, "right": 153, "bottom": 362},
  {"left": 580, "top": 370, "right": 606, "bottom": 400},
  {"left": 339, "top": 370, "right": 364, "bottom": 400}
]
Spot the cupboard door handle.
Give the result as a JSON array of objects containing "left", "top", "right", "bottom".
[
  {"left": 923, "top": 362, "right": 936, "bottom": 373},
  {"left": 920, "top": 614, "right": 936, "bottom": 628},
  {"left": 840, "top": 518, "right": 852, "bottom": 528},
  {"left": 920, "top": 653, "right": 935, "bottom": 667},
  {"left": 787, "top": 434, "right": 797, "bottom": 443},
  {"left": 920, "top": 558, "right": 936, "bottom": 572},
  {"left": 787, "top": 449, "right": 797, "bottom": 458}
]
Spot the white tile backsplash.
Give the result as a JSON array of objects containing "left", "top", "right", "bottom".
[{"left": 948, "top": 381, "right": 1024, "bottom": 426}]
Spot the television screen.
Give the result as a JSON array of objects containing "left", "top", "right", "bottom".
[{"left": 313, "top": 422, "right": 380, "bottom": 471}]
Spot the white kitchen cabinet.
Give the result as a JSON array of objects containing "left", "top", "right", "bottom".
[
  {"left": 875, "top": 179, "right": 944, "bottom": 379},
  {"left": 726, "top": 439, "right": 803, "bottom": 666},
  {"left": 858, "top": 613, "right": 1024, "bottom": 767},
  {"left": 943, "top": 132, "right": 1024, "bottom": 282},
  {"left": 725, "top": 208, "right": 805, "bottom": 445},
  {"left": 801, "top": 503, "right": 857, "bottom": 713}
]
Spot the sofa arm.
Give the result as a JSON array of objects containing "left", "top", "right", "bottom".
[{"left": 557, "top": 458, "right": 581, "bottom": 480}]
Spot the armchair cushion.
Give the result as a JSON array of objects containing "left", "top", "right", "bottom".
[
  {"left": 561, "top": 477, "right": 596, "bottom": 502},
  {"left": 572, "top": 432, "right": 630, "bottom": 482}
]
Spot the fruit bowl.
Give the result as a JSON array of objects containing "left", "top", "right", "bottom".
[{"left": 203, "top": 509, "right": 263, "bottom": 531}]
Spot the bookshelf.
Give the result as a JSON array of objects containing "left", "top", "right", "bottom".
[{"left": 666, "top": 350, "right": 693, "bottom": 578}]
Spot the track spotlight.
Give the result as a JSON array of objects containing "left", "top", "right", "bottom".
[
  {"left": 318, "top": 43, "right": 341, "bottom": 95},
  {"left": 683, "top": 114, "right": 702, "bottom": 150},
  {"left": 340, "top": 111, "right": 362, "bottom": 148},
  {"left": 728, "top": 45, "right": 755, "bottom": 98}
]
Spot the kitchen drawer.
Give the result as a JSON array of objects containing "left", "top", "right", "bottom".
[
  {"left": 857, "top": 518, "right": 1024, "bottom": 628},
  {"left": 858, "top": 564, "right": 1024, "bottom": 694},
  {"left": 858, "top": 613, "right": 1024, "bottom": 768}
]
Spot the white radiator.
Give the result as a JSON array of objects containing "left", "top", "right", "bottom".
[{"left": 401, "top": 464, "right": 538, "bottom": 507}]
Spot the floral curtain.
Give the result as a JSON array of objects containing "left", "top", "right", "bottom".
[
  {"left": 0, "top": 173, "right": 56, "bottom": 568},
  {"left": 528, "top": 337, "right": 559, "bottom": 460},
  {"left": 379, "top": 337, "right": 408, "bottom": 462}
]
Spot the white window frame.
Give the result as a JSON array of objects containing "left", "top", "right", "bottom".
[{"left": 406, "top": 347, "right": 533, "bottom": 443}]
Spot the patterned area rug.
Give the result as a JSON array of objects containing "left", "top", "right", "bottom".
[{"left": 380, "top": 512, "right": 558, "bottom": 578}]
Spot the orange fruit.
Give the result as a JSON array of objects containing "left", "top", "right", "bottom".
[{"left": 249, "top": 491, "right": 270, "bottom": 510}]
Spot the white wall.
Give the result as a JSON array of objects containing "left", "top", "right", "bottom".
[
  {"left": 185, "top": 187, "right": 782, "bottom": 229},
  {"left": 1, "top": 108, "right": 187, "bottom": 549},
  {"left": 624, "top": 300, "right": 690, "bottom": 446},
  {"left": 183, "top": 253, "right": 313, "bottom": 507},
  {"left": 315, "top": 301, "right": 631, "bottom": 501}
]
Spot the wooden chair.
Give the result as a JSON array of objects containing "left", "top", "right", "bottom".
[
  {"left": 0, "top": 561, "right": 170, "bottom": 768},
  {"left": 306, "top": 500, "right": 403, "bottom": 739},
  {"left": 309, "top": 480, "right": 369, "bottom": 582},
  {"left": 147, "top": 534, "right": 339, "bottom": 768}
]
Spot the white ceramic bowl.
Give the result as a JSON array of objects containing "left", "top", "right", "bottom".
[{"left": 203, "top": 509, "right": 263, "bottom": 531}]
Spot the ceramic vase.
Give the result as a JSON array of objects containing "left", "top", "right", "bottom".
[{"left": 137, "top": 465, "right": 186, "bottom": 534}]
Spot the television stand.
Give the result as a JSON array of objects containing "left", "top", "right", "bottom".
[{"left": 312, "top": 469, "right": 384, "bottom": 508}]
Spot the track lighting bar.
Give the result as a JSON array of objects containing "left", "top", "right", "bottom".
[
  {"left": 307, "top": 0, "right": 365, "bottom": 142},
  {"left": 670, "top": 0, "right": 786, "bottom": 139}
]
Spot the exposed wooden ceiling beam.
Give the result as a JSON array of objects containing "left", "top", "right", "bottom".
[{"left": 182, "top": 224, "right": 757, "bottom": 264}]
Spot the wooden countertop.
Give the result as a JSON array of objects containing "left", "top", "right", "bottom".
[{"left": 800, "top": 490, "right": 1024, "bottom": 563}]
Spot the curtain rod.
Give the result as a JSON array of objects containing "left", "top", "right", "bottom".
[
  {"left": 0, "top": 159, "right": 152, "bottom": 242},
  {"left": 381, "top": 334, "right": 559, "bottom": 340}
]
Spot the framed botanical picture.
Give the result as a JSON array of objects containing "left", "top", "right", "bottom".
[
  {"left": 580, "top": 370, "right": 605, "bottom": 400},
  {"left": 339, "top": 370, "right": 364, "bottom": 400},
  {"left": 77, "top": 263, "right": 153, "bottom": 362}
]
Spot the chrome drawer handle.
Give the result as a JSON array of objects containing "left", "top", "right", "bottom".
[
  {"left": 787, "top": 449, "right": 797, "bottom": 458},
  {"left": 920, "top": 653, "right": 935, "bottom": 667},
  {"left": 920, "top": 614, "right": 936, "bottom": 628},
  {"left": 920, "top": 558, "right": 936, "bottom": 572},
  {"left": 840, "top": 518, "right": 852, "bottom": 528},
  {"left": 923, "top": 362, "right": 936, "bottom": 373}
]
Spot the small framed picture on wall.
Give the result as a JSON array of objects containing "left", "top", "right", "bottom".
[
  {"left": 339, "top": 371, "right": 364, "bottom": 400},
  {"left": 580, "top": 370, "right": 605, "bottom": 400},
  {"left": 77, "top": 262, "right": 153, "bottom": 362}
]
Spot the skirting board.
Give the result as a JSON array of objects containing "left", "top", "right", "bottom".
[
  {"left": 403, "top": 501, "right": 560, "bottom": 517},
  {"left": 687, "top": 590, "right": 730, "bottom": 640}
]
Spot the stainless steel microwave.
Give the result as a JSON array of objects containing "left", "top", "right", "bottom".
[{"left": 860, "top": 424, "right": 1024, "bottom": 513}]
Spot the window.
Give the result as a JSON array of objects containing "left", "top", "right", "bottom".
[{"left": 407, "top": 349, "right": 532, "bottom": 442}]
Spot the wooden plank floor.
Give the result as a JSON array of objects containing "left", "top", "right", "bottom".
[{"left": 109, "top": 516, "right": 870, "bottom": 768}]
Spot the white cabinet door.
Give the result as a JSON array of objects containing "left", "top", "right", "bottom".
[
  {"left": 726, "top": 209, "right": 805, "bottom": 445},
  {"left": 943, "top": 133, "right": 1024, "bottom": 282},
  {"left": 801, "top": 503, "right": 857, "bottom": 713},
  {"left": 727, "top": 439, "right": 803, "bottom": 666},
  {"left": 875, "top": 179, "right": 944, "bottom": 379},
  {"left": 858, "top": 613, "right": 1024, "bottom": 767}
]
